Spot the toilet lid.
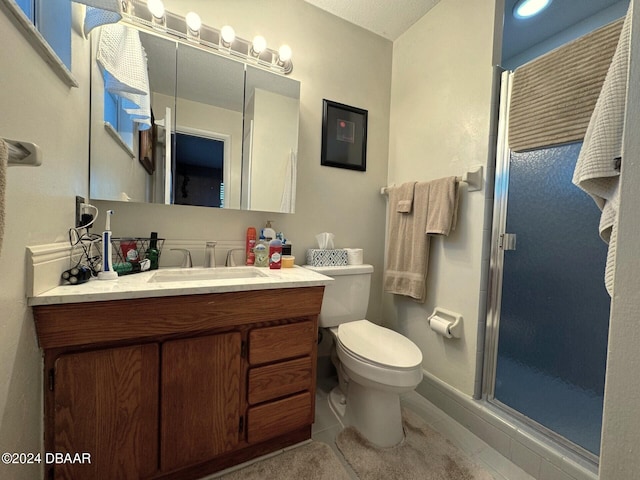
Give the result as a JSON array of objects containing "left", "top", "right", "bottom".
[{"left": 337, "top": 320, "right": 422, "bottom": 369}]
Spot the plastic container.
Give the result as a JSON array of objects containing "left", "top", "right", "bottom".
[
  {"left": 254, "top": 236, "right": 269, "bottom": 267},
  {"left": 269, "top": 237, "right": 282, "bottom": 269},
  {"left": 263, "top": 220, "right": 276, "bottom": 242},
  {"left": 281, "top": 255, "right": 295, "bottom": 268},
  {"left": 246, "top": 227, "right": 257, "bottom": 265}
]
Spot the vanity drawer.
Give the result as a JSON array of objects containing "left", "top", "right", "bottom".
[
  {"left": 248, "top": 321, "right": 314, "bottom": 365},
  {"left": 246, "top": 392, "right": 312, "bottom": 444},
  {"left": 247, "top": 356, "right": 313, "bottom": 405}
]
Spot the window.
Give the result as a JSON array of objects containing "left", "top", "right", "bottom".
[
  {"left": 104, "top": 91, "right": 135, "bottom": 150},
  {"left": 13, "top": 0, "right": 72, "bottom": 70}
]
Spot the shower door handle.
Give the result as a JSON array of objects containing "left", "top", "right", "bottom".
[{"left": 499, "top": 233, "right": 517, "bottom": 251}]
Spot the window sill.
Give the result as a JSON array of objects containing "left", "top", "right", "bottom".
[
  {"left": 104, "top": 122, "right": 135, "bottom": 158},
  {"left": 1, "top": 0, "right": 78, "bottom": 88}
]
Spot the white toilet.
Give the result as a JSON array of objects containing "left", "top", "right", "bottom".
[{"left": 305, "top": 264, "right": 423, "bottom": 447}]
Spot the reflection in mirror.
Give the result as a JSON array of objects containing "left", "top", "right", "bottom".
[
  {"left": 89, "top": 21, "right": 300, "bottom": 213},
  {"left": 90, "top": 29, "right": 177, "bottom": 203},
  {"left": 242, "top": 67, "right": 300, "bottom": 213},
  {"left": 171, "top": 44, "right": 244, "bottom": 208}
]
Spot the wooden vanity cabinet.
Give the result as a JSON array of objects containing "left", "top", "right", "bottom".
[
  {"left": 161, "top": 332, "right": 242, "bottom": 472},
  {"left": 33, "top": 286, "right": 323, "bottom": 480}
]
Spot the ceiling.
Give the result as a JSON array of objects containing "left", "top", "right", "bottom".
[
  {"left": 303, "top": 0, "right": 441, "bottom": 41},
  {"left": 305, "top": 0, "right": 626, "bottom": 60}
]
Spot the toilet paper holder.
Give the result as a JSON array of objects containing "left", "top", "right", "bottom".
[{"left": 428, "top": 307, "right": 463, "bottom": 338}]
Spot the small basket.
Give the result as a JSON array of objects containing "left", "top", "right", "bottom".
[{"left": 107, "top": 237, "right": 165, "bottom": 274}]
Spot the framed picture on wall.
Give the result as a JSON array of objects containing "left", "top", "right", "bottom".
[
  {"left": 321, "top": 99, "right": 368, "bottom": 171},
  {"left": 138, "top": 111, "right": 156, "bottom": 175}
]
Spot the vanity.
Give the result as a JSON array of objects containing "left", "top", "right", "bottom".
[{"left": 30, "top": 267, "right": 331, "bottom": 480}]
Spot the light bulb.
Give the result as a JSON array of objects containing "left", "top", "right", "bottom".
[
  {"left": 278, "top": 44, "right": 292, "bottom": 62},
  {"left": 147, "top": 0, "right": 165, "bottom": 19},
  {"left": 513, "top": 0, "right": 552, "bottom": 19},
  {"left": 185, "top": 12, "right": 201, "bottom": 32},
  {"left": 252, "top": 35, "right": 267, "bottom": 55},
  {"left": 220, "top": 25, "right": 235, "bottom": 45}
]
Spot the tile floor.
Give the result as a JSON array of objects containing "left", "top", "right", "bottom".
[{"left": 313, "top": 374, "right": 536, "bottom": 480}]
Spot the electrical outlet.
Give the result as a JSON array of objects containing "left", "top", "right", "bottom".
[{"left": 75, "top": 196, "right": 85, "bottom": 228}]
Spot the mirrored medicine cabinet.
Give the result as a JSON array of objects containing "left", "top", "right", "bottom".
[{"left": 89, "top": 14, "right": 300, "bottom": 213}]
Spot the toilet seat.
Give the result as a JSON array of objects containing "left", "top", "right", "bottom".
[
  {"left": 333, "top": 320, "right": 423, "bottom": 390},
  {"left": 337, "top": 319, "right": 422, "bottom": 369}
]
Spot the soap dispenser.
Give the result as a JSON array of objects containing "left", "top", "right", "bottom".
[{"left": 254, "top": 234, "right": 269, "bottom": 267}]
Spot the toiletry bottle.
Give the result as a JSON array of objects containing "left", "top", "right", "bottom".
[
  {"left": 246, "top": 227, "right": 257, "bottom": 265},
  {"left": 254, "top": 234, "right": 269, "bottom": 267},
  {"left": 263, "top": 221, "right": 276, "bottom": 242},
  {"left": 269, "top": 237, "right": 282, "bottom": 269},
  {"left": 147, "top": 232, "right": 160, "bottom": 270}
]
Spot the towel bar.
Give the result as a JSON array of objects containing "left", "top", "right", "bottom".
[
  {"left": 3, "top": 137, "right": 42, "bottom": 167},
  {"left": 380, "top": 165, "right": 483, "bottom": 195}
]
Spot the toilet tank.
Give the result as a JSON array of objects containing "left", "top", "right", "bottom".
[{"left": 304, "top": 264, "right": 373, "bottom": 328}]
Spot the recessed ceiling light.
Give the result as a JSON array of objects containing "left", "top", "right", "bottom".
[{"left": 513, "top": 0, "right": 552, "bottom": 20}]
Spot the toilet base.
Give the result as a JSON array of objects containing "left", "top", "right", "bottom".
[
  {"left": 344, "top": 380, "right": 405, "bottom": 447},
  {"left": 328, "top": 382, "right": 406, "bottom": 448},
  {"left": 328, "top": 385, "right": 347, "bottom": 427}
]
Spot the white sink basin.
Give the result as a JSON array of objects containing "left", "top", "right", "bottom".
[{"left": 148, "top": 267, "right": 269, "bottom": 283}]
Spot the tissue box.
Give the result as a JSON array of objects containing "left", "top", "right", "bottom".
[{"left": 306, "top": 249, "right": 348, "bottom": 267}]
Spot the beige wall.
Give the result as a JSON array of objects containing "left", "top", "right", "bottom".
[
  {"left": 386, "top": 0, "right": 497, "bottom": 396},
  {"left": 0, "top": 5, "right": 90, "bottom": 479},
  {"left": 599, "top": 2, "right": 640, "bottom": 477}
]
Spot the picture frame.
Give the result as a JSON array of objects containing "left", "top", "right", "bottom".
[
  {"left": 321, "top": 99, "right": 368, "bottom": 171},
  {"left": 138, "top": 111, "right": 156, "bottom": 175}
]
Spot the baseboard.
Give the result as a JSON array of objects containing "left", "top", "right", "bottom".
[{"left": 417, "top": 369, "right": 598, "bottom": 480}]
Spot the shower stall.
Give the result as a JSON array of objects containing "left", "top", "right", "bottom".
[
  {"left": 485, "top": 72, "right": 610, "bottom": 463},
  {"left": 483, "top": 71, "right": 611, "bottom": 462}
]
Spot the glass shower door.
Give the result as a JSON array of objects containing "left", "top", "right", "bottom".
[{"left": 491, "top": 141, "right": 610, "bottom": 457}]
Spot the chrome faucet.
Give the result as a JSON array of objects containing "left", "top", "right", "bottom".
[
  {"left": 204, "top": 241, "right": 217, "bottom": 268},
  {"left": 171, "top": 248, "right": 193, "bottom": 268},
  {"left": 225, "top": 248, "right": 244, "bottom": 267}
]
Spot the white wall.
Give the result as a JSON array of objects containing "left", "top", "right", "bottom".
[
  {"left": 599, "top": 2, "right": 640, "bottom": 478},
  {"left": 386, "top": 0, "right": 498, "bottom": 396},
  {"left": 0, "top": 5, "right": 90, "bottom": 479}
]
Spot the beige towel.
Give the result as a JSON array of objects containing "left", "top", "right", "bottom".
[
  {"left": 396, "top": 181, "right": 416, "bottom": 213},
  {"left": 572, "top": 4, "right": 631, "bottom": 296},
  {"left": 0, "top": 139, "right": 7, "bottom": 258},
  {"left": 384, "top": 177, "right": 459, "bottom": 302}
]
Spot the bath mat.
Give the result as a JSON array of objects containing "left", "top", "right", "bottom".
[
  {"left": 336, "top": 408, "right": 494, "bottom": 480},
  {"left": 215, "top": 441, "right": 351, "bottom": 480}
]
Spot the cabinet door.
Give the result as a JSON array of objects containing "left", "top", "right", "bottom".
[
  {"left": 53, "top": 344, "right": 159, "bottom": 480},
  {"left": 161, "top": 332, "right": 242, "bottom": 471}
]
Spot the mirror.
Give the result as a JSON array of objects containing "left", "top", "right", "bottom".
[{"left": 89, "top": 24, "right": 300, "bottom": 213}]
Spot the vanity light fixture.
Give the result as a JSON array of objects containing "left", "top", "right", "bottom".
[
  {"left": 122, "top": 0, "right": 294, "bottom": 75},
  {"left": 146, "top": 0, "right": 165, "bottom": 26},
  {"left": 513, "top": 0, "right": 552, "bottom": 19},
  {"left": 277, "top": 44, "right": 293, "bottom": 74},
  {"left": 220, "top": 25, "right": 236, "bottom": 47},
  {"left": 251, "top": 35, "right": 267, "bottom": 57},
  {"left": 185, "top": 11, "right": 201, "bottom": 37}
]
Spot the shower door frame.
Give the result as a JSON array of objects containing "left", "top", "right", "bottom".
[{"left": 481, "top": 70, "right": 600, "bottom": 465}]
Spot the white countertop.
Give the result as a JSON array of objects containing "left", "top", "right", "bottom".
[{"left": 28, "top": 266, "right": 333, "bottom": 306}]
